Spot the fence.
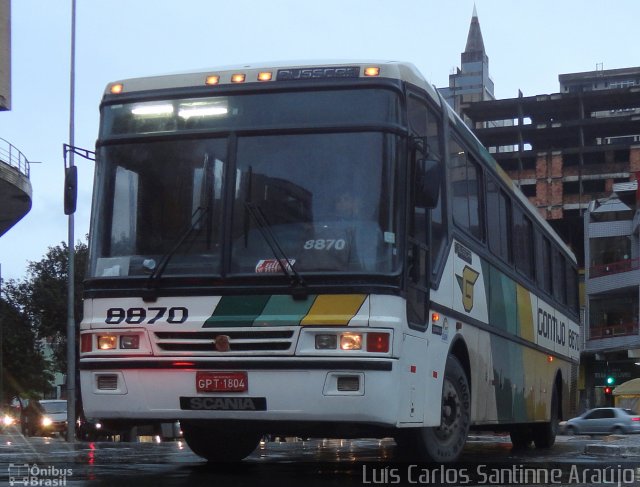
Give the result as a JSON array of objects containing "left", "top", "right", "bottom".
[{"left": 0, "top": 137, "right": 30, "bottom": 178}]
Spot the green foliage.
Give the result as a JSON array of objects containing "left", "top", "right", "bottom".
[
  {"left": 0, "top": 294, "right": 54, "bottom": 402},
  {"left": 2, "top": 240, "right": 87, "bottom": 383}
]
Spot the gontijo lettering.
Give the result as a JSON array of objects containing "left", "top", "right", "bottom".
[{"left": 537, "top": 308, "right": 566, "bottom": 346}]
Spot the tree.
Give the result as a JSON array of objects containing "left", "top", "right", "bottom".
[
  {"left": 3, "top": 240, "right": 87, "bottom": 376},
  {"left": 0, "top": 295, "right": 53, "bottom": 403}
]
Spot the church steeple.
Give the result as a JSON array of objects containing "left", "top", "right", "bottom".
[
  {"left": 464, "top": 5, "right": 485, "bottom": 54},
  {"left": 462, "top": 5, "right": 488, "bottom": 64},
  {"left": 437, "top": 5, "right": 495, "bottom": 113}
]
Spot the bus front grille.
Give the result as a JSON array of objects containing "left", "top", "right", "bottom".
[{"left": 153, "top": 329, "right": 296, "bottom": 355}]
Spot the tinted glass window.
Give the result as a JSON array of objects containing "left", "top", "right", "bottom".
[
  {"left": 513, "top": 206, "right": 534, "bottom": 279},
  {"left": 553, "top": 251, "right": 567, "bottom": 304},
  {"left": 449, "top": 137, "right": 482, "bottom": 240},
  {"left": 537, "top": 234, "right": 553, "bottom": 294},
  {"left": 487, "top": 177, "right": 511, "bottom": 262},
  {"left": 102, "top": 90, "right": 402, "bottom": 137}
]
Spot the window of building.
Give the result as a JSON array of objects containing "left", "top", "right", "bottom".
[{"left": 589, "top": 291, "right": 638, "bottom": 338}]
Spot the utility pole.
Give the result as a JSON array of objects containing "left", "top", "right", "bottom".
[
  {"left": 0, "top": 264, "right": 4, "bottom": 410},
  {"left": 66, "top": 0, "right": 77, "bottom": 442}
]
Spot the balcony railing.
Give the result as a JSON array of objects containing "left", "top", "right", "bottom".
[
  {"left": 589, "top": 321, "right": 639, "bottom": 339},
  {"left": 589, "top": 258, "right": 640, "bottom": 278},
  {"left": 0, "top": 137, "right": 30, "bottom": 178}
]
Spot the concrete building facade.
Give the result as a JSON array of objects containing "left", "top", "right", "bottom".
[
  {"left": 0, "top": 0, "right": 31, "bottom": 237},
  {"left": 460, "top": 76, "right": 640, "bottom": 266},
  {"left": 0, "top": 0, "right": 9, "bottom": 110},
  {"left": 583, "top": 184, "right": 640, "bottom": 407}
]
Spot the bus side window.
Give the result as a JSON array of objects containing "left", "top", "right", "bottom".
[
  {"left": 536, "top": 233, "right": 553, "bottom": 295},
  {"left": 513, "top": 205, "right": 534, "bottom": 280},
  {"left": 486, "top": 176, "right": 512, "bottom": 263},
  {"left": 449, "top": 137, "right": 483, "bottom": 241},
  {"left": 553, "top": 251, "right": 567, "bottom": 305}
]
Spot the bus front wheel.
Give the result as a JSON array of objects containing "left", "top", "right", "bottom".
[
  {"left": 396, "top": 355, "right": 471, "bottom": 462},
  {"left": 182, "top": 421, "right": 261, "bottom": 462}
]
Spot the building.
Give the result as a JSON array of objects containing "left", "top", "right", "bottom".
[
  {"left": 0, "top": 0, "right": 31, "bottom": 237},
  {"left": 583, "top": 183, "right": 640, "bottom": 407},
  {"left": 438, "top": 6, "right": 495, "bottom": 115},
  {"left": 0, "top": 0, "right": 9, "bottom": 110},
  {"left": 460, "top": 72, "right": 640, "bottom": 266}
]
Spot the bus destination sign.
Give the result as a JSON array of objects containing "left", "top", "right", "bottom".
[{"left": 277, "top": 66, "right": 360, "bottom": 81}]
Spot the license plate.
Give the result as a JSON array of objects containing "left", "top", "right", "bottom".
[{"left": 196, "top": 371, "right": 248, "bottom": 392}]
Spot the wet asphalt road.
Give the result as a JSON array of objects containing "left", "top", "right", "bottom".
[{"left": 0, "top": 431, "right": 638, "bottom": 486}]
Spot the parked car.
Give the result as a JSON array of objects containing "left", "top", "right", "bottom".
[
  {"left": 21, "top": 399, "right": 68, "bottom": 437},
  {"left": 564, "top": 407, "right": 640, "bottom": 435}
]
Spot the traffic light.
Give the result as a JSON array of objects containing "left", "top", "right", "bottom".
[
  {"left": 604, "top": 386, "right": 613, "bottom": 395},
  {"left": 606, "top": 376, "right": 616, "bottom": 386}
]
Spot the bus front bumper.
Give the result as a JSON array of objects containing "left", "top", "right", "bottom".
[{"left": 80, "top": 358, "right": 415, "bottom": 428}]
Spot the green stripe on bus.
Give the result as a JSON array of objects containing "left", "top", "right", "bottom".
[
  {"left": 253, "top": 295, "right": 317, "bottom": 326},
  {"left": 203, "top": 295, "right": 271, "bottom": 327}
]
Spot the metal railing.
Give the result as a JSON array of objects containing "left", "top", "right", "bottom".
[
  {"left": 0, "top": 137, "right": 30, "bottom": 178},
  {"left": 588, "top": 322, "right": 639, "bottom": 339},
  {"left": 589, "top": 257, "right": 640, "bottom": 278}
]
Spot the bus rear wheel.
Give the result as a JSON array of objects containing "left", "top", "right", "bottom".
[
  {"left": 532, "top": 387, "right": 559, "bottom": 448},
  {"left": 396, "top": 355, "right": 470, "bottom": 463},
  {"left": 181, "top": 421, "right": 261, "bottom": 462}
]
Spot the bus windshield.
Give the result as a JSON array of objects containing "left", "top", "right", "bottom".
[{"left": 90, "top": 90, "right": 402, "bottom": 279}]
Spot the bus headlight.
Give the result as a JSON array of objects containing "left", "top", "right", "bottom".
[
  {"left": 120, "top": 335, "right": 140, "bottom": 349},
  {"left": 315, "top": 334, "right": 337, "bottom": 350},
  {"left": 310, "top": 331, "right": 391, "bottom": 353},
  {"left": 97, "top": 335, "right": 117, "bottom": 350},
  {"left": 340, "top": 333, "right": 362, "bottom": 351}
]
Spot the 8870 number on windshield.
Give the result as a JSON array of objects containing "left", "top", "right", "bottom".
[{"left": 105, "top": 306, "right": 188, "bottom": 325}]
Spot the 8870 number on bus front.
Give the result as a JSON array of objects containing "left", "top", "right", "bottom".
[{"left": 105, "top": 306, "right": 188, "bottom": 325}]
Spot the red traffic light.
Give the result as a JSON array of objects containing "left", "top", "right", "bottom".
[{"left": 604, "top": 386, "right": 612, "bottom": 395}]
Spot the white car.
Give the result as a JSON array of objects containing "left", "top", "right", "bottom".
[{"left": 564, "top": 407, "right": 640, "bottom": 435}]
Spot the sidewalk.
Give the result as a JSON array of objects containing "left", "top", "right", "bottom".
[{"left": 584, "top": 434, "right": 640, "bottom": 457}]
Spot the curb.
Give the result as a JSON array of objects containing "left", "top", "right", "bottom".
[{"left": 585, "top": 443, "right": 640, "bottom": 457}]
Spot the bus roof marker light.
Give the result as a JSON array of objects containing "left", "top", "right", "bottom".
[
  {"left": 364, "top": 67, "right": 380, "bottom": 77},
  {"left": 110, "top": 83, "right": 124, "bottom": 94},
  {"left": 205, "top": 75, "right": 220, "bottom": 85},
  {"left": 258, "top": 71, "right": 273, "bottom": 82},
  {"left": 231, "top": 73, "right": 246, "bottom": 83}
]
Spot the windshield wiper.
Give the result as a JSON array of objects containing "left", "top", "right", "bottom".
[
  {"left": 244, "top": 201, "right": 307, "bottom": 299},
  {"left": 143, "top": 154, "right": 213, "bottom": 302}
]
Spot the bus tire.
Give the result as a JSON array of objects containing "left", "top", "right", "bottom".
[
  {"left": 182, "top": 421, "right": 260, "bottom": 462},
  {"left": 396, "top": 355, "right": 470, "bottom": 463},
  {"left": 509, "top": 427, "right": 532, "bottom": 449},
  {"left": 532, "top": 387, "right": 559, "bottom": 449}
]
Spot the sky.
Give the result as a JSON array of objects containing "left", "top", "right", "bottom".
[{"left": 1, "top": 0, "right": 640, "bottom": 282}]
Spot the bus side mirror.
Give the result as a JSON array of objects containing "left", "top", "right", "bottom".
[
  {"left": 416, "top": 159, "right": 441, "bottom": 208},
  {"left": 64, "top": 165, "right": 78, "bottom": 215}
]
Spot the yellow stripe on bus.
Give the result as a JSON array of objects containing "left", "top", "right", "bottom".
[{"left": 300, "top": 294, "right": 367, "bottom": 326}]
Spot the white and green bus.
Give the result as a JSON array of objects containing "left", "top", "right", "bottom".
[{"left": 80, "top": 61, "right": 580, "bottom": 462}]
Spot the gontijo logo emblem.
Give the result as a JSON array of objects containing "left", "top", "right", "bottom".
[{"left": 456, "top": 266, "right": 480, "bottom": 312}]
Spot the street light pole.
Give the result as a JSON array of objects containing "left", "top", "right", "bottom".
[
  {"left": 66, "top": 0, "right": 77, "bottom": 442},
  {"left": 0, "top": 263, "right": 4, "bottom": 411}
]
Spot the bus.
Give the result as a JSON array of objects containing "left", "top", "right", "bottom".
[{"left": 80, "top": 61, "right": 580, "bottom": 462}]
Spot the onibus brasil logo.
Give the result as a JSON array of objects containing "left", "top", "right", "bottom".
[{"left": 8, "top": 463, "right": 73, "bottom": 486}]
